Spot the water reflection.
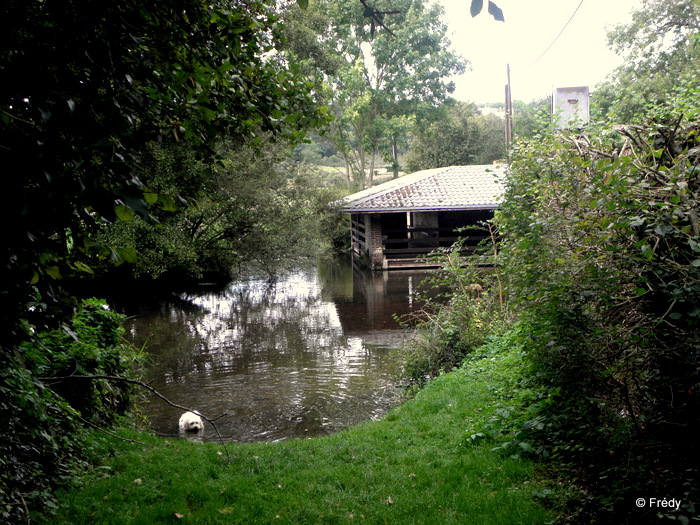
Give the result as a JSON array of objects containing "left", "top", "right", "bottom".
[{"left": 126, "top": 259, "right": 433, "bottom": 442}]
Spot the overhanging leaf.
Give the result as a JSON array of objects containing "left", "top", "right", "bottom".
[
  {"left": 117, "top": 247, "right": 138, "bottom": 264},
  {"left": 470, "top": 0, "right": 483, "bottom": 17},
  {"left": 296, "top": 0, "right": 308, "bottom": 9},
  {"left": 159, "top": 195, "right": 177, "bottom": 212},
  {"left": 488, "top": 1, "right": 505, "bottom": 22}
]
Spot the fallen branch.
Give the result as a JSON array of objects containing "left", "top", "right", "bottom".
[{"left": 39, "top": 374, "right": 232, "bottom": 464}]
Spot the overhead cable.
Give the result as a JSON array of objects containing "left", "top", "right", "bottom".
[{"left": 530, "top": 0, "right": 585, "bottom": 66}]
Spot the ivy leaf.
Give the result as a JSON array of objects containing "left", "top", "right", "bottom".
[
  {"left": 159, "top": 195, "right": 177, "bottom": 212},
  {"left": 488, "top": 1, "right": 505, "bottom": 22},
  {"left": 654, "top": 223, "right": 673, "bottom": 236},
  {"left": 470, "top": 0, "right": 483, "bottom": 17},
  {"left": 519, "top": 441, "right": 534, "bottom": 452}
]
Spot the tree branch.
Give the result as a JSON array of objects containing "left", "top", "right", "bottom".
[{"left": 358, "top": 0, "right": 396, "bottom": 37}]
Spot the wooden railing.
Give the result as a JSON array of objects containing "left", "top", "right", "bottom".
[
  {"left": 350, "top": 217, "right": 368, "bottom": 256},
  {"left": 381, "top": 227, "right": 488, "bottom": 259}
]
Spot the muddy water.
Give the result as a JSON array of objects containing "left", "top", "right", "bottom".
[{"left": 125, "top": 259, "right": 433, "bottom": 442}]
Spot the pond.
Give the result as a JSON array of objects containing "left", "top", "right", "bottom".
[{"left": 125, "top": 259, "right": 435, "bottom": 443}]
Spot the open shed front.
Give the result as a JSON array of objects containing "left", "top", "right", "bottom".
[{"left": 342, "top": 165, "right": 506, "bottom": 270}]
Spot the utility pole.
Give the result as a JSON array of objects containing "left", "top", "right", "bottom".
[{"left": 505, "top": 64, "right": 513, "bottom": 163}]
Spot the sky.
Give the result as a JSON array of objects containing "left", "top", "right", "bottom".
[{"left": 438, "top": 0, "right": 644, "bottom": 104}]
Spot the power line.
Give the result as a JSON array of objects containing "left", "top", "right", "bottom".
[{"left": 530, "top": 0, "right": 585, "bottom": 66}]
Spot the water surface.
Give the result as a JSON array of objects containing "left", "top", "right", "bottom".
[{"left": 126, "top": 260, "right": 433, "bottom": 442}]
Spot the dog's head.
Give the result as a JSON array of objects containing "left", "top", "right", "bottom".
[
  {"left": 186, "top": 419, "right": 202, "bottom": 432},
  {"left": 179, "top": 411, "right": 204, "bottom": 433}
]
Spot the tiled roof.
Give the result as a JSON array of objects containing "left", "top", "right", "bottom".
[{"left": 341, "top": 164, "right": 507, "bottom": 213}]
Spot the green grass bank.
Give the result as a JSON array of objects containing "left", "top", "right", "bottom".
[{"left": 48, "top": 341, "right": 553, "bottom": 524}]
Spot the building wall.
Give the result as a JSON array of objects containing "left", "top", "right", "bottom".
[
  {"left": 350, "top": 213, "right": 386, "bottom": 270},
  {"left": 553, "top": 86, "right": 590, "bottom": 129},
  {"left": 367, "top": 214, "right": 386, "bottom": 269}
]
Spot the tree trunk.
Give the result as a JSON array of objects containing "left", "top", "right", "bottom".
[{"left": 392, "top": 137, "right": 399, "bottom": 179}]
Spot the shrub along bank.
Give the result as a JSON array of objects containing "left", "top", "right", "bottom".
[
  {"left": 1, "top": 299, "right": 143, "bottom": 522},
  {"left": 492, "top": 92, "right": 700, "bottom": 522},
  {"left": 398, "top": 83, "right": 700, "bottom": 523}
]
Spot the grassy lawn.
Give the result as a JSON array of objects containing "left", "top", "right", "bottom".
[{"left": 48, "top": 344, "right": 553, "bottom": 524}]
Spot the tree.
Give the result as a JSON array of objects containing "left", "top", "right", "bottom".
[
  {"left": 512, "top": 98, "right": 551, "bottom": 140},
  {"left": 0, "top": 0, "right": 329, "bottom": 341},
  {"left": 596, "top": 0, "right": 700, "bottom": 123},
  {"left": 607, "top": 0, "right": 700, "bottom": 67},
  {"left": 295, "top": 0, "right": 466, "bottom": 188},
  {"left": 404, "top": 101, "right": 505, "bottom": 171},
  {"left": 0, "top": 2, "right": 332, "bottom": 519}
]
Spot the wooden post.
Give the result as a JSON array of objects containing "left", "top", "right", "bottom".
[{"left": 505, "top": 64, "right": 513, "bottom": 163}]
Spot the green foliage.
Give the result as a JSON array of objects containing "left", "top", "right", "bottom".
[
  {"left": 403, "top": 238, "right": 510, "bottom": 383},
  {"left": 495, "top": 99, "right": 700, "bottom": 521},
  {"left": 596, "top": 0, "right": 700, "bottom": 124},
  {"left": 95, "top": 138, "right": 350, "bottom": 282},
  {"left": 21, "top": 299, "right": 140, "bottom": 422},
  {"left": 512, "top": 98, "right": 553, "bottom": 141},
  {"left": 607, "top": 0, "right": 700, "bottom": 70},
  {"left": 0, "top": 0, "right": 330, "bottom": 343},
  {"left": 296, "top": 0, "right": 467, "bottom": 187},
  {"left": 405, "top": 101, "right": 506, "bottom": 171},
  {"left": 1, "top": 299, "right": 142, "bottom": 523}
]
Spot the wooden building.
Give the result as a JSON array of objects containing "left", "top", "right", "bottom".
[{"left": 341, "top": 164, "right": 506, "bottom": 270}]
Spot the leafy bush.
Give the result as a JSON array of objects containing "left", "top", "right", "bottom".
[
  {"left": 1, "top": 298, "right": 142, "bottom": 523},
  {"left": 403, "top": 239, "right": 511, "bottom": 383},
  {"left": 495, "top": 101, "right": 700, "bottom": 522}
]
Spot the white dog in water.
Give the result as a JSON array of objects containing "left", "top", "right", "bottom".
[{"left": 178, "top": 411, "right": 204, "bottom": 432}]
